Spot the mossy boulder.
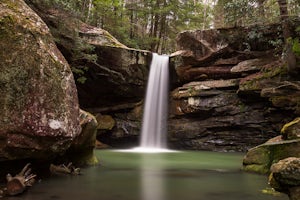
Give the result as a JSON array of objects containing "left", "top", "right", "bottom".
[
  {"left": 242, "top": 145, "right": 271, "bottom": 174},
  {"left": 243, "top": 137, "right": 300, "bottom": 174},
  {"left": 269, "top": 157, "right": 300, "bottom": 200},
  {"left": 0, "top": 0, "right": 81, "bottom": 160}
]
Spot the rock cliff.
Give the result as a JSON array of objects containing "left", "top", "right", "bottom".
[
  {"left": 23, "top": 0, "right": 300, "bottom": 153},
  {"left": 168, "top": 22, "right": 300, "bottom": 151},
  {"left": 25, "top": 0, "right": 152, "bottom": 108}
]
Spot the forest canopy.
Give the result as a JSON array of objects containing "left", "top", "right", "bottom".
[{"left": 39, "top": 0, "right": 299, "bottom": 53}]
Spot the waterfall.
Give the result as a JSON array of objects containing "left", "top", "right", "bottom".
[{"left": 139, "top": 53, "right": 169, "bottom": 150}]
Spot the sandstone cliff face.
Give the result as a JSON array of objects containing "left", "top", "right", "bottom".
[
  {"left": 167, "top": 22, "right": 300, "bottom": 152},
  {"left": 0, "top": 0, "right": 81, "bottom": 160}
]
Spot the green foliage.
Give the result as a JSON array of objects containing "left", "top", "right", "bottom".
[
  {"left": 71, "top": 66, "right": 89, "bottom": 84},
  {"left": 290, "top": 26, "right": 300, "bottom": 57},
  {"left": 223, "top": 0, "right": 255, "bottom": 26},
  {"left": 269, "top": 39, "right": 283, "bottom": 51},
  {"left": 37, "top": 0, "right": 300, "bottom": 53},
  {"left": 43, "top": 0, "right": 213, "bottom": 53},
  {"left": 291, "top": 38, "right": 300, "bottom": 56}
]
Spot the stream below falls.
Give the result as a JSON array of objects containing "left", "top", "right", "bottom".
[{"left": 5, "top": 150, "right": 288, "bottom": 200}]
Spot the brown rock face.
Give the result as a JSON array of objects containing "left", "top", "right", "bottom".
[
  {"left": 168, "top": 22, "right": 300, "bottom": 152},
  {"left": 269, "top": 157, "right": 300, "bottom": 200},
  {"left": 25, "top": 2, "right": 152, "bottom": 108},
  {"left": 0, "top": 0, "right": 81, "bottom": 160},
  {"left": 173, "top": 25, "right": 281, "bottom": 83}
]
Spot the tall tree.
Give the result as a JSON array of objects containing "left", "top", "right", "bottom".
[{"left": 277, "top": 0, "right": 297, "bottom": 75}]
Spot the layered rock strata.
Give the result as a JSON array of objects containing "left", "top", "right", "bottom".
[{"left": 167, "top": 23, "right": 300, "bottom": 151}]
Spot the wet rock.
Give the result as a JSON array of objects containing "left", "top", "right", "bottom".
[
  {"left": 96, "top": 114, "right": 115, "bottom": 130},
  {"left": 281, "top": 118, "right": 300, "bottom": 140},
  {"left": 168, "top": 109, "right": 282, "bottom": 152},
  {"left": 269, "top": 157, "right": 300, "bottom": 200},
  {"left": 66, "top": 110, "right": 98, "bottom": 166},
  {"left": 96, "top": 115, "right": 141, "bottom": 148},
  {"left": 243, "top": 137, "right": 300, "bottom": 174},
  {"left": 95, "top": 140, "right": 110, "bottom": 149},
  {"left": 0, "top": 0, "right": 81, "bottom": 160}
]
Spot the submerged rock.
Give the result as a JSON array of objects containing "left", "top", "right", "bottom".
[{"left": 0, "top": 0, "right": 81, "bottom": 160}]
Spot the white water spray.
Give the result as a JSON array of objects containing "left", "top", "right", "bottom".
[{"left": 135, "top": 53, "right": 170, "bottom": 152}]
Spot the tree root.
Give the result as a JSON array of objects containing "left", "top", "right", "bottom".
[
  {"left": 50, "top": 162, "right": 81, "bottom": 175},
  {"left": 0, "top": 163, "right": 36, "bottom": 197}
]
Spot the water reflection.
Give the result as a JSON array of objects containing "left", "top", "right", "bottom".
[{"left": 140, "top": 154, "right": 166, "bottom": 200}]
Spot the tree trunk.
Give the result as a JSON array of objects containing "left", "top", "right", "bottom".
[
  {"left": 85, "top": 0, "right": 93, "bottom": 22},
  {"left": 277, "top": 0, "right": 297, "bottom": 75},
  {"left": 156, "top": 0, "right": 167, "bottom": 53}
]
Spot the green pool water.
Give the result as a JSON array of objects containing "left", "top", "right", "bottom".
[{"left": 6, "top": 150, "right": 288, "bottom": 200}]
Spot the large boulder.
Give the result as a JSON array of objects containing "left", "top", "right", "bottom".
[
  {"left": 243, "top": 116, "right": 300, "bottom": 173},
  {"left": 243, "top": 134, "right": 300, "bottom": 174},
  {"left": 0, "top": 0, "right": 81, "bottom": 160},
  {"left": 269, "top": 157, "right": 300, "bottom": 200}
]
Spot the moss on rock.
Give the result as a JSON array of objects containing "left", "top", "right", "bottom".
[
  {"left": 0, "top": 0, "right": 81, "bottom": 161},
  {"left": 243, "top": 138, "right": 300, "bottom": 174},
  {"left": 281, "top": 118, "right": 300, "bottom": 140}
]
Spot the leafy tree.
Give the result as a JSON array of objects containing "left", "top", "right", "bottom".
[{"left": 31, "top": 0, "right": 300, "bottom": 56}]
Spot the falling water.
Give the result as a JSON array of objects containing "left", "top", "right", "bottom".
[{"left": 138, "top": 53, "right": 169, "bottom": 150}]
